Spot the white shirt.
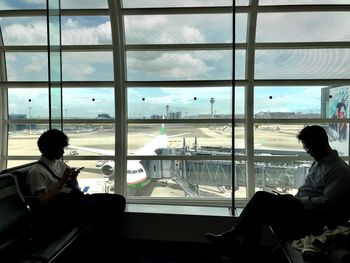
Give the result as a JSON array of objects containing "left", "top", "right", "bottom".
[{"left": 27, "top": 155, "right": 71, "bottom": 195}]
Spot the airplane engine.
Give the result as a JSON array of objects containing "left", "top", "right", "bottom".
[{"left": 101, "top": 161, "right": 114, "bottom": 178}]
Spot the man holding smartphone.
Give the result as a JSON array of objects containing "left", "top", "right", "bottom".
[{"left": 27, "top": 129, "right": 126, "bottom": 250}]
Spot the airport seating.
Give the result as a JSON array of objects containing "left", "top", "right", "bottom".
[
  {"left": 271, "top": 226, "right": 350, "bottom": 263},
  {"left": 0, "top": 163, "right": 93, "bottom": 263}
]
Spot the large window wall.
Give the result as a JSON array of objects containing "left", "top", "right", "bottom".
[
  {"left": 235, "top": 0, "right": 350, "bottom": 207},
  {"left": 0, "top": 0, "right": 233, "bottom": 207}
]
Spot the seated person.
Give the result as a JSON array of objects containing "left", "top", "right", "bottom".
[
  {"left": 206, "top": 125, "right": 350, "bottom": 260},
  {"left": 27, "top": 129, "right": 126, "bottom": 245}
]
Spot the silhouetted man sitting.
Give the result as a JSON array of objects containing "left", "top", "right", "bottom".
[
  {"left": 27, "top": 129, "right": 126, "bottom": 254},
  {"left": 206, "top": 125, "right": 350, "bottom": 261}
]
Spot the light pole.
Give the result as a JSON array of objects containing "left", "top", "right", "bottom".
[{"left": 28, "top": 99, "right": 32, "bottom": 135}]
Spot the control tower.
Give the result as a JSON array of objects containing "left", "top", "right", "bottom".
[{"left": 210, "top": 97, "right": 215, "bottom": 118}]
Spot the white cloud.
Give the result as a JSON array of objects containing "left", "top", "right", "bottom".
[
  {"left": 62, "top": 20, "right": 111, "bottom": 45},
  {"left": 125, "top": 15, "right": 206, "bottom": 44},
  {"left": 3, "top": 21, "right": 47, "bottom": 45},
  {"left": 128, "top": 52, "right": 210, "bottom": 80}
]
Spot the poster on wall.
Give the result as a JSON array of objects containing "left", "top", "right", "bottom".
[{"left": 328, "top": 86, "right": 350, "bottom": 155}]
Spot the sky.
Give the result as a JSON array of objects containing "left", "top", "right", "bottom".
[
  {"left": 1, "top": 0, "right": 233, "bottom": 119},
  {"left": 234, "top": 5, "right": 350, "bottom": 115}
]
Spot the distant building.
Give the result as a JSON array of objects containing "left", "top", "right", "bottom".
[
  {"left": 150, "top": 114, "right": 162, "bottom": 119},
  {"left": 8, "top": 114, "right": 34, "bottom": 131},
  {"left": 97, "top": 113, "right": 112, "bottom": 119},
  {"left": 169, "top": 111, "right": 181, "bottom": 119}
]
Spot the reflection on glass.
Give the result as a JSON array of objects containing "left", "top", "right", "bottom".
[
  {"left": 8, "top": 88, "right": 49, "bottom": 118},
  {"left": 0, "top": 17, "right": 47, "bottom": 45},
  {"left": 126, "top": 159, "right": 232, "bottom": 198},
  {"left": 128, "top": 87, "right": 232, "bottom": 119},
  {"left": 126, "top": 50, "right": 232, "bottom": 81},
  {"left": 128, "top": 123, "right": 232, "bottom": 156},
  {"left": 63, "top": 88, "right": 115, "bottom": 119},
  {"left": 62, "top": 52, "right": 113, "bottom": 81},
  {"left": 61, "top": 16, "right": 111, "bottom": 45},
  {"left": 6, "top": 53, "right": 48, "bottom": 81},
  {"left": 124, "top": 14, "right": 232, "bottom": 44},
  {"left": 255, "top": 49, "right": 350, "bottom": 80},
  {"left": 257, "top": 12, "right": 350, "bottom": 43},
  {"left": 254, "top": 161, "right": 312, "bottom": 195},
  {"left": 8, "top": 124, "right": 50, "bottom": 156}
]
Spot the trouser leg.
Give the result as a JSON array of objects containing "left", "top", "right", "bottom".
[{"left": 233, "top": 191, "right": 307, "bottom": 247}]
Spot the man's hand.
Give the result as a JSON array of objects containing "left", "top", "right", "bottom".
[{"left": 62, "top": 168, "right": 77, "bottom": 182}]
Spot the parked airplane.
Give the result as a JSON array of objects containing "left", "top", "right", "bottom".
[{"left": 68, "top": 124, "right": 188, "bottom": 190}]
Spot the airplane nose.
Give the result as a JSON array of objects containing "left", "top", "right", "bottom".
[{"left": 102, "top": 164, "right": 113, "bottom": 176}]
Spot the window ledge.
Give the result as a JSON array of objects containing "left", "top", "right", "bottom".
[{"left": 126, "top": 203, "right": 234, "bottom": 217}]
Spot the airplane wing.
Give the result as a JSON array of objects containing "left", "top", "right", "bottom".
[
  {"left": 68, "top": 145, "right": 114, "bottom": 156},
  {"left": 167, "top": 133, "right": 190, "bottom": 138}
]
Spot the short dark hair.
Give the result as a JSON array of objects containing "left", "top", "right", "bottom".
[
  {"left": 297, "top": 125, "right": 329, "bottom": 147},
  {"left": 37, "top": 129, "right": 69, "bottom": 154}
]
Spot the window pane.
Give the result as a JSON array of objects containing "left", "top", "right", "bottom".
[
  {"left": 235, "top": 161, "right": 247, "bottom": 199},
  {"left": 0, "top": 0, "right": 45, "bottom": 10},
  {"left": 6, "top": 53, "right": 48, "bottom": 81},
  {"left": 63, "top": 88, "right": 115, "bottom": 119},
  {"left": 235, "top": 50, "right": 245, "bottom": 80},
  {"left": 254, "top": 161, "right": 312, "bottom": 195},
  {"left": 61, "top": 0, "right": 108, "bottom": 9},
  {"left": 235, "top": 86, "right": 244, "bottom": 119},
  {"left": 62, "top": 52, "right": 113, "bottom": 81},
  {"left": 255, "top": 49, "right": 350, "bottom": 79},
  {"left": 124, "top": 14, "right": 232, "bottom": 44},
  {"left": 127, "top": 51, "right": 232, "bottom": 81},
  {"left": 0, "top": 17, "right": 47, "bottom": 45},
  {"left": 8, "top": 88, "right": 49, "bottom": 118},
  {"left": 62, "top": 16, "right": 112, "bottom": 45},
  {"left": 236, "top": 14, "right": 247, "bottom": 43},
  {"left": 254, "top": 86, "right": 350, "bottom": 120},
  {"left": 128, "top": 123, "right": 232, "bottom": 156},
  {"left": 65, "top": 124, "right": 115, "bottom": 156},
  {"left": 235, "top": 124, "right": 245, "bottom": 155},
  {"left": 257, "top": 12, "right": 350, "bottom": 42},
  {"left": 260, "top": 0, "right": 349, "bottom": 5},
  {"left": 8, "top": 124, "right": 50, "bottom": 156},
  {"left": 126, "top": 159, "right": 232, "bottom": 199},
  {"left": 122, "top": 0, "right": 233, "bottom": 8},
  {"left": 128, "top": 87, "right": 232, "bottom": 119},
  {"left": 254, "top": 123, "right": 349, "bottom": 156},
  {"left": 254, "top": 86, "right": 322, "bottom": 118},
  {"left": 66, "top": 160, "right": 111, "bottom": 194}
]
